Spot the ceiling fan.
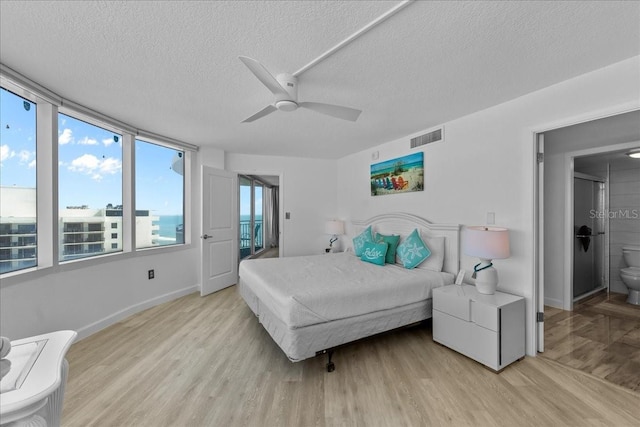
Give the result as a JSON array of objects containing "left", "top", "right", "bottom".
[{"left": 239, "top": 56, "right": 362, "bottom": 123}]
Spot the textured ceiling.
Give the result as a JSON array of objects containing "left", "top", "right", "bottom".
[{"left": 1, "top": 1, "right": 639, "bottom": 159}]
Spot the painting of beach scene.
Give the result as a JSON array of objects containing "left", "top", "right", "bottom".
[{"left": 370, "top": 152, "right": 423, "bottom": 196}]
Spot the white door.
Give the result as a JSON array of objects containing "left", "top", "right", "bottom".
[{"left": 201, "top": 166, "right": 238, "bottom": 296}]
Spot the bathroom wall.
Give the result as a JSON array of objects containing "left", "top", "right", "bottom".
[{"left": 609, "top": 158, "right": 640, "bottom": 293}]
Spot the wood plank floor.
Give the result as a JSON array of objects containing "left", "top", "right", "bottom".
[
  {"left": 62, "top": 287, "right": 640, "bottom": 426},
  {"left": 542, "top": 291, "right": 640, "bottom": 392}
]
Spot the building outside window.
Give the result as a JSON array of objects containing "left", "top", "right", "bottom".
[
  {"left": 58, "top": 113, "right": 123, "bottom": 262},
  {"left": 0, "top": 88, "right": 37, "bottom": 274}
]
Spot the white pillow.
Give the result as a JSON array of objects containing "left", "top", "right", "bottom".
[{"left": 417, "top": 233, "right": 445, "bottom": 272}]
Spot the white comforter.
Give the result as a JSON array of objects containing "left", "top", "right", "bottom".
[{"left": 239, "top": 252, "right": 454, "bottom": 328}]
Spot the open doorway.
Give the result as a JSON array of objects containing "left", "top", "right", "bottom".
[
  {"left": 534, "top": 110, "right": 640, "bottom": 392},
  {"left": 239, "top": 174, "right": 280, "bottom": 260}
]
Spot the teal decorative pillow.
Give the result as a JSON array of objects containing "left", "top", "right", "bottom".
[
  {"left": 375, "top": 233, "right": 400, "bottom": 264},
  {"left": 352, "top": 225, "right": 374, "bottom": 257},
  {"left": 396, "top": 229, "right": 431, "bottom": 269},
  {"left": 360, "top": 241, "right": 388, "bottom": 266}
]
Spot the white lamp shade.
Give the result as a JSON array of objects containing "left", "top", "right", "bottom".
[
  {"left": 464, "top": 226, "right": 510, "bottom": 260},
  {"left": 325, "top": 220, "right": 345, "bottom": 236}
]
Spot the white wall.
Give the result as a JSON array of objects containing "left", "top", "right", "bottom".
[
  {"left": 0, "top": 153, "right": 201, "bottom": 340},
  {"left": 337, "top": 56, "right": 640, "bottom": 356},
  {"left": 225, "top": 153, "right": 337, "bottom": 256}
]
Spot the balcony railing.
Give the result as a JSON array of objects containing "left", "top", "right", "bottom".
[{"left": 240, "top": 220, "right": 263, "bottom": 259}]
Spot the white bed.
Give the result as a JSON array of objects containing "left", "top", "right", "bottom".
[{"left": 238, "top": 213, "right": 460, "bottom": 368}]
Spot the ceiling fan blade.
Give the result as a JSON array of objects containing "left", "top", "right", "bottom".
[
  {"left": 239, "top": 56, "right": 288, "bottom": 98},
  {"left": 242, "top": 104, "right": 278, "bottom": 123},
  {"left": 299, "top": 102, "right": 362, "bottom": 122}
]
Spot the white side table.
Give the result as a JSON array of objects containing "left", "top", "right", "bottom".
[
  {"left": 432, "top": 285, "right": 525, "bottom": 372},
  {"left": 0, "top": 330, "right": 77, "bottom": 427}
]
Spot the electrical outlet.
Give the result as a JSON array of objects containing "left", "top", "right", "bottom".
[{"left": 148, "top": 269, "right": 155, "bottom": 280}]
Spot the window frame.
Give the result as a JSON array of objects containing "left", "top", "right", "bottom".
[
  {"left": 134, "top": 137, "right": 187, "bottom": 251},
  {"left": 0, "top": 82, "right": 40, "bottom": 275},
  {"left": 57, "top": 108, "right": 125, "bottom": 263},
  {"left": 0, "top": 72, "right": 194, "bottom": 286}
]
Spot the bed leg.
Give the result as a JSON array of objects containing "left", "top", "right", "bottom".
[{"left": 326, "top": 350, "right": 335, "bottom": 373}]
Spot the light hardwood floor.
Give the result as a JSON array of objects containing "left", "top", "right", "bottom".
[
  {"left": 62, "top": 287, "right": 640, "bottom": 426},
  {"left": 542, "top": 291, "right": 640, "bottom": 392}
]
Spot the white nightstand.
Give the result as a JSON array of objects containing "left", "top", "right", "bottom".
[{"left": 432, "top": 284, "right": 525, "bottom": 372}]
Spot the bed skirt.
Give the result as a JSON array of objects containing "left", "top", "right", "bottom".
[{"left": 238, "top": 278, "right": 432, "bottom": 362}]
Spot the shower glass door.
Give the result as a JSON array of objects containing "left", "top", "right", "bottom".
[{"left": 573, "top": 174, "right": 606, "bottom": 301}]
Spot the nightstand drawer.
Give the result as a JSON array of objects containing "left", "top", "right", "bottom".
[
  {"left": 471, "top": 301, "right": 499, "bottom": 332},
  {"left": 433, "top": 288, "right": 471, "bottom": 321}
]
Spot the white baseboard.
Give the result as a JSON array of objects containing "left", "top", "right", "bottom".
[
  {"left": 544, "top": 296, "right": 564, "bottom": 309},
  {"left": 76, "top": 285, "right": 199, "bottom": 341}
]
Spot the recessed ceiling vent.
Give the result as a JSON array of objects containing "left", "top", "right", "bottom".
[{"left": 410, "top": 126, "right": 444, "bottom": 149}]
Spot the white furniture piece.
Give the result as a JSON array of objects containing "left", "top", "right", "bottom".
[
  {"left": 0, "top": 330, "right": 77, "bottom": 427},
  {"left": 432, "top": 284, "right": 524, "bottom": 372}
]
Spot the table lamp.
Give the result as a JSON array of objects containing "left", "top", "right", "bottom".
[
  {"left": 463, "top": 226, "right": 510, "bottom": 294},
  {"left": 325, "top": 220, "right": 345, "bottom": 252}
]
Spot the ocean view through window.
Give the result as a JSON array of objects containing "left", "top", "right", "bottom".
[{"left": 135, "top": 139, "right": 184, "bottom": 248}]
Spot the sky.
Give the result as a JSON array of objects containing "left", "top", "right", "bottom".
[
  {"left": 240, "top": 180, "right": 262, "bottom": 218},
  {"left": 1, "top": 87, "right": 184, "bottom": 216}
]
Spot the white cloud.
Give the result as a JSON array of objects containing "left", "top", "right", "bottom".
[
  {"left": 69, "top": 154, "right": 100, "bottom": 172},
  {"left": 77, "top": 136, "right": 98, "bottom": 145},
  {"left": 68, "top": 154, "right": 122, "bottom": 181},
  {"left": 18, "top": 150, "right": 34, "bottom": 164},
  {"left": 28, "top": 160, "right": 36, "bottom": 169},
  {"left": 59, "top": 128, "right": 73, "bottom": 145},
  {"left": 99, "top": 157, "right": 121, "bottom": 175},
  {"left": 1, "top": 145, "right": 16, "bottom": 163},
  {"left": 102, "top": 138, "right": 114, "bottom": 147}
]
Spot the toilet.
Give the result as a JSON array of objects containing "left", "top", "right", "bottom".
[{"left": 621, "top": 245, "right": 640, "bottom": 305}]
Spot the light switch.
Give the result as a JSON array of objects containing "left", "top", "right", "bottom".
[
  {"left": 487, "top": 212, "right": 495, "bottom": 225},
  {"left": 285, "top": 212, "right": 291, "bottom": 220}
]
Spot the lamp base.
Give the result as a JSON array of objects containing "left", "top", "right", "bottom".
[{"left": 475, "top": 263, "right": 498, "bottom": 295}]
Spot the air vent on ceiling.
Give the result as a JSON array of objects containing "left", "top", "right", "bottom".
[{"left": 410, "top": 126, "right": 444, "bottom": 149}]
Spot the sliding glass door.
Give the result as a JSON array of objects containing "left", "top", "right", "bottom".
[{"left": 239, "top": 176, "right": 264, "bottom": 260}]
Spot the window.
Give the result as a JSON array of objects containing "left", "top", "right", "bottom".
[
  {"left": 135, "top": 140, "right": 184, "bottom": 248},
  {"left": 111, "top": 233, "right": 117, "bottom": 239},
  {"left": 58, "top": 113, "right": 122, "bottom": 261},
  {"left": 0, "top": 88, "right": 37, "bottom": 274},
  {"left": 111, "top": 243, "right": 118, "bottom": 249}
]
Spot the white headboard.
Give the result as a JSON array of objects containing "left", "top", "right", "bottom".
[{"left": 349, "top": 212, "right": 460, "bottom": 275}]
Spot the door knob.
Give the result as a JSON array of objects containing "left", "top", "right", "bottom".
[{"left": 201, "top": 234, "right": 211, "bottom": 239}]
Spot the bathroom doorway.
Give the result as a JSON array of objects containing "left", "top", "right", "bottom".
[
  {"left": 535, "top": 110, "right": 640, "bottom": 392},
  {"left": 572, "top": 172, "right": 607, "bottom": 302}
]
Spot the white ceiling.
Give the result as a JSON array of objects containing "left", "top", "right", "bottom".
[{"left": 1, "top": 1, "right": 638, "bottom": 159}]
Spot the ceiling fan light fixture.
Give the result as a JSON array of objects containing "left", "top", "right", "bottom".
[
  {"left": 276, "top": 100, "right": 298, "bottom": 112},
  {"left": 626, "top": 148, "right": 640, "bottom": 159}
]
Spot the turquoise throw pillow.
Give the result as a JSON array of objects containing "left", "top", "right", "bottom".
[
  {"left": 360, "top": 241, "right": 388, "bottom": 266},
  {"left": 396, "top": 229, "right": 431, "bottom": 269},
  {"left": 352, "top": 225, "right": 374, "bottom": 257},
  {"left": 375, "top": 233, "right": 400, "bottom": 264}
]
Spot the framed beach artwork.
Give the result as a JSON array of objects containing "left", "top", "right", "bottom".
[{"left": 370, "top": 152, "right": 424, "bottom": 196}]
